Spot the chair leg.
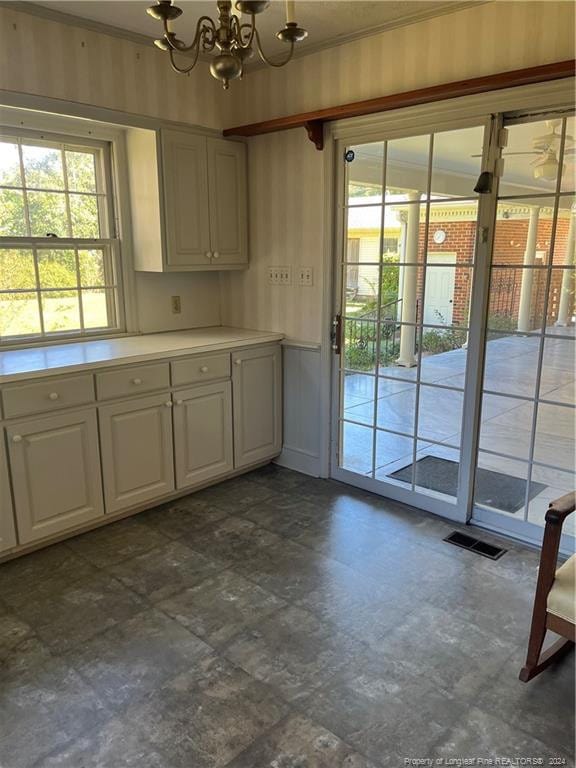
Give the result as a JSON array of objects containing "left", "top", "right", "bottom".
[
  {"left": 520, "top": 635, "right": 574, "bottom": 682},
  {"left": 519, "top": 616, "right": 548, "bottom": 682}
]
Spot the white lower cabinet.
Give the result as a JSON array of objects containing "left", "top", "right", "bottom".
[
  {"left": 6, "top": 409, "right": 104, "bottom": 544},
  {"left": 99, "top": 393, "right": 175, "bottom": 514},
  {"left": 173, "top": 381, "right": 233, "bottom": 489},
  {"left": 0, "top": 438, "right": 17, "bottom": 552},
  {"left": 232, "top": 345, "right": 282, "bottom": 468}
]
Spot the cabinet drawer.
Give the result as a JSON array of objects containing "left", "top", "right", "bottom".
[
  {"left": 96, "top": 363, "right": 170, "bottom": 401},
  {"left": 171, "top": 353, "right": 230, "bottom": 386},
  {"left": 2, "top": 375, "right": 95, "bottom": 419}
]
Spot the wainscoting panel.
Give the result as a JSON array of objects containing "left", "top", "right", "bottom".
[{"left": 276, "top": 343, "right": 322, "bottom": 476}]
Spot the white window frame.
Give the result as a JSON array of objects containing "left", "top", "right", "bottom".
[{"left": 0, "top": 108, "right": 138, "bottom": 348}]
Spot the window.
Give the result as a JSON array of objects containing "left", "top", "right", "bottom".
[{"left": 0, "top": 130, "right": 124, "bottom": 343}]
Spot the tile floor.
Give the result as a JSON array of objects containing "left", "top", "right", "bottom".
[
  {"left": 0, "top": 466, "right": 574, "bottom": 768},
  {"left": 342, "top": 329, "right": 575, "bottom": 534}
]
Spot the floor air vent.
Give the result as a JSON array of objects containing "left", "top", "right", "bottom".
[{"left": 443, "top": 531, "right": 507, "bottom": 560}]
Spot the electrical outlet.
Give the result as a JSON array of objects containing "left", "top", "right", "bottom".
[
  {"left": 297, "top": 267, "right": 314, "bottom": 287},
  {"left": 267, "top": 266, "right": 292, "bottom": 285},
  {"left": 171, "top": 295, "right": 181, "bottom": 314}
]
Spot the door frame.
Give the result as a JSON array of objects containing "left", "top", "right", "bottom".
[{"left": 321, "top": 78, "right": 575, "bottom": 532}]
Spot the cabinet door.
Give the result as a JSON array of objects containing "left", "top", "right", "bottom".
[
  {"left": 232, "top": 345, "right": 282, "bottom": 468},
  {"left": 0, "top": 436, "right": 17, "bottom": 552},
  {"left": 161, "top": 130, "right": 211, "bottom": 267},
  {"left": 207, "top": 138, "right": 248, "bottom": 265},
  {"left": 99, "top": 393, "right": 175, "bottom": 514},
  {"left": 7, "top": 409, "right": 104, "bottom": 544},
  {"left": 173, "top": 381, "right": 233, "bottom": 489}
]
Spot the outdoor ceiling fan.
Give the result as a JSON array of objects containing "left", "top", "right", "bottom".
[{"left": 471, "top": 119, "right": 575, "bottom": 181}]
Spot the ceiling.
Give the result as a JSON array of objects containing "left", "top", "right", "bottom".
[{"left": 23, "top": 0, "right": 483, "bottom": 60}]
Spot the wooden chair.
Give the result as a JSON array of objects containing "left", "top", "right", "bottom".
[{"left": 520, "top": 491, "right": 575, "bottom": 682}]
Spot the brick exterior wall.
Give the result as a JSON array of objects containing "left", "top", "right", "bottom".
[{"left": 415, "top": 217, "right": 571, "bottom": 329}]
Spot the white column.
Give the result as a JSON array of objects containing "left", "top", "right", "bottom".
[
  {"left": 397, "top": 192, "right": 420, "bottom": 367},
  {"left": 517, "top": 206, "right": 540, "bottom": 334},
  {"left": 556, "top": 211, "right": 575, "bottom": 326}
]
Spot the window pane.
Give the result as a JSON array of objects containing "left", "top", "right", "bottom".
[
  {"left": 341, "top": 421, "right": 373, "bottom": 474},
  {"left": 343, "top": 318, "right": 378, "bottom": 374},
  {"left": 533, "top": 403, "right": 575, "bottom": 473},
  {"left": 78, "top": 249, "right": 106, "bottom": 286},
  {"left": 475, "top": 451, "right": 531, "bottom": 516},
  {"left": 69, "top": 193, "right": 100, "bottom": 238},
  {"left": 42, "top": 290, "right": 81, "bottom": 333},
  {"left": 417, "top": 385, "right": 463, "bottom": 446},
  {"left": 0, "top": 189, "right": 27, "bottom": 236},
  {"left": 1, "top": 293, "right": 41, "bottom": 337},
  {"left": 375, "top": 430, "right": 414, "bottom": 483},
  {"left": 483, "top": 332, "right": 540, "bottom": 398},
  {"left": 65, "top": 150, "right": 97, "bottom": 193},
  {"left": 82, "top": 288, "right": 113, "bottom": 329},
  {"left": 560, "top": 117, "right": 575, "bottom": 194},
  {"left": 27, "top": 191, "right": 69, "bottom": 237},
  {"left": 22, "top": 144, "right": 65, "bottom": 190},
  {"left": 346, "top": 142, "right": 384, "bottom": 205},
  {"left": 431, "top": 126, "right": 484, "bottom": 199},
  {"left": 37, "top": 250, "right": 77, "bottom": 289},
  {"left": 478, "top": 395, "right": 534, "bottom": 461},
  {"left": 487, "top": 267, "right": 546, "bottom": 335},
  {"left": 0, "top": 249, "right": 36, "bottom": 290},
  {"left": 0, "top": 141, "right": 21, "bottom": 186},
  {"left": 386, "top": 134, "right": 431, "bottom": 201},
  {"left": 499, "top": 120, "right": 561, "bottom": 196},
  {"left": 375, "top": 382, "right": 416, "bottom": 434},
  {"left": 344, "top": 264, "right": 379, "bottom": 317},
  {"left": 414, "top": 442, "right": 460, "bottom": 502},
  {"left": 540, "top": 334, "right": 575, "bottom": 402}
]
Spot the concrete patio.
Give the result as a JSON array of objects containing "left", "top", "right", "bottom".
[{"left": 342, "top": 327, "right": 575, "bottom": 536}]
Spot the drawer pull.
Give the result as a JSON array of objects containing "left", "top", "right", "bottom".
[
  {"left": 212, "top": 251, "right": 220, "bottom": 259},
  {"left": 234, "top": 359, "right": 242, "bottom": 366},
  {"left": 175, "top": 399, "right": 183, "bottom": 406},
  {"left": 12, "top": 435, "right": 22, "bottom": 443},
  {"left": 132, "top": 378, "right": 143, "bottom": 385},
  {"left": 205, "top": 251, "right": 212, "bottom": 259},
  {"left": 48, "top": 392, "right": 59, "bottom": 401},
  {"left": 200, "top": 365, "right": 209, "bottom": 373},
  {"left": 165, "top": 401, "right": 173, "bottom": 408}
]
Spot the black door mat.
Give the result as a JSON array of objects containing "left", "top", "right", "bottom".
[{"left": 389, "top": 455, "right": 547, "bottom": 513}]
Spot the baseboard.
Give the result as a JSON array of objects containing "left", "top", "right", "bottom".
[{"left": 274, "top": 447, "right": 321, "bottom": 477}]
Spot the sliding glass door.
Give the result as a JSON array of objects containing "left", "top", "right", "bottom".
[
  {"left": 332, "top": 121, "right": 487, "bottom": 521},
  {"left": 332, "top": 109, "right": 575, "bottom": 547},
  {"left": 472, "top": 113, "right": 575, "bottom": 545}
]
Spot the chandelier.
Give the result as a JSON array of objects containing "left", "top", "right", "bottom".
[{"left": 146, "top": 0, "right": 308, "bottom": 89}]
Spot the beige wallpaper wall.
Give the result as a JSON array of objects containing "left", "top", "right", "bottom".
[
  {"left": 221, "top": 0, "right": 576, "bottom": 343},
  {"left": 220, "top": 129, "right": 324, "bottom": 342}
]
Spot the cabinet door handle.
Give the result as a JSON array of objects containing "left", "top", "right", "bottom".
[
  {"left": 175, "top": 399, "right": 183, "bottom": 406},
  {"left": 212, "top": 251, "right": 220, "bottom": 259},
  {"left": 205, "top": 251, "right": 212, "bottom": 259},
  {"left": 12, "top": 435, "right": 22, "bottom": 443},
  {"left": 165, "top": 401, "right": 173, "bottom": 408},
  {"left": 200, "top": 365, "right": 209, "bottom": 373},
  {"left": 48, "top": 392, "right": 59, "bottom": 401},
  {"left": 234, "top": 359, "right": 242, "bottom": 366},
  {"left": 132, "top": 377, "right": 142, "bottom": 385}
]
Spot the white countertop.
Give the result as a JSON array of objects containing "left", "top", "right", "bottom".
[{"left": 0, "top": 327, "right": 284, "bottom": 384}]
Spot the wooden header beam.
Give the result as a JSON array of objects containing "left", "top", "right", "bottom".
[{"left": 223, "top": 60, "right": 575, "bottom": 150}]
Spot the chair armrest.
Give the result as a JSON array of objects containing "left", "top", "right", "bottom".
[{"left": 545, "top": 492, "right": 576, "bottom": 526}]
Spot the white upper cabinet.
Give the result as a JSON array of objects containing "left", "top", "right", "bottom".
[
  {"left": 162, "top": 130, "right": 211, "bottom": 267},
  {"left": 0, "top": 437, "right": 17, "bottom": 552},
  {"left": 207, "top": 138, "right": 248, "bottom": 266},
  {"left": 127, "top": 127, "right": 248, "bottom": 272}
]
